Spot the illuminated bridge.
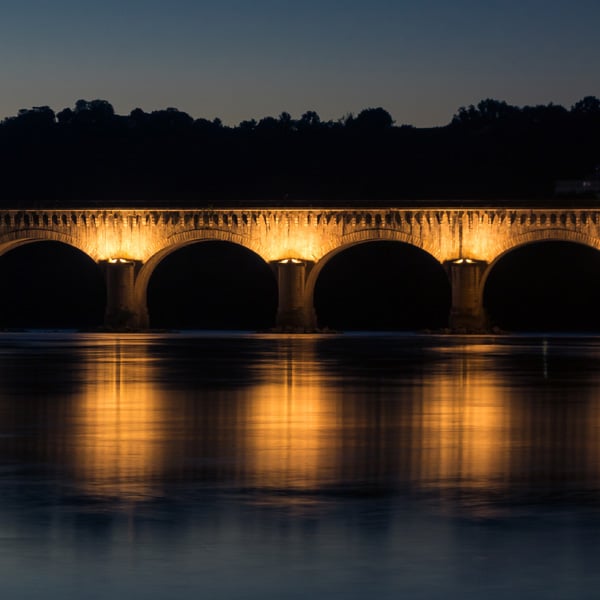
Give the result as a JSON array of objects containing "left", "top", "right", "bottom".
[{"left": 2, "top": 207, "right": 599, "bottom": 329}]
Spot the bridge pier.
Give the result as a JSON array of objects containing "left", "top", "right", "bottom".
[
  {"left": 103, "top": 259, "right": 147, "bottom": 329},
  {"left": 446, "top": 259, "right": 488, "bottom": 330},
  {"left": 275, "top": 259, "right": 316, "bottom": 330}
]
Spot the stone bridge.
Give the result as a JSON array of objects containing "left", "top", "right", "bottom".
[{"left": 1, "top": 207, "right": 599, "bottom": 329}]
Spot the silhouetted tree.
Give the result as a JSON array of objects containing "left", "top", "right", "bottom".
[
  {"left": 72, "top": 99, "right": 116, "bottom": 125},
  {"left": 256, "top": 116, "right": 279, "bottom": 131},
  {"left": 5, "top": 106, "right": 56, "bottom": 129},
  {"left": 298, "top": 110, "right": 321, "bottom": 129},
  {"left": 278, "top": 111, "right": 293, "bottom": 130},
  {"left": 148, "top": 107, "right": 193, "bottom": 130},
  {"left": 572, "top": 96, "right": 600, "bottom": 115},
  {"left": 56, "top": 107, "right": 74, "bottom": 125},
  {"left": 238, "top": 119, "right": 257, "bottom": 130},
  {"left": 129, "top": 107, "right": 149, "bottom": 126},
  {"left": 452, "top": 99, "right": 519, "bottom": 129},
  {"left": 351, "top": 107, "right": 394, "bottom": 130}
]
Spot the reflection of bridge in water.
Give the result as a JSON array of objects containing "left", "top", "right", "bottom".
[
  {"left": 25, "top": 334, "right": 600, "bottom": 507},
  {"left": 2, "top": 207, "right": 600, "bottom": 328}
]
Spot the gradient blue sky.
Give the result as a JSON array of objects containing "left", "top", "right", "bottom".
[{"left": 1, "top": 0, "right": 599, "bottom": 126}]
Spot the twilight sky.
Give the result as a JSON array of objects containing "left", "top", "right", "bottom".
[{"left": 1, "top": 0, "right": 599, "bottom": 126}]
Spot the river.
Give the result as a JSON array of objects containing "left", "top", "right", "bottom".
[{"left": 0, "top": 332, "right": 599, "bottom": 599}]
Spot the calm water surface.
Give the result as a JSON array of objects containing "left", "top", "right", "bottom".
[{"left": 1, "top": 332, "right": 600, "bottom": 599}]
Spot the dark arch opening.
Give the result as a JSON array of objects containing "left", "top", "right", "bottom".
[
  {"left": 484, "top": 241, "right": 600, "bottom": 331},
  {"left": 0, "top": 241, "right": 105, "bottom": 328},
  {"left": 147, "top": 241, "right": 278, "bottom": 329},
  {"left": 314, "top": 242, "right": 451, "bottom": 330}
]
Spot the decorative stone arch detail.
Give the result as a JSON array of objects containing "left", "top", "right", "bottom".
[
  {"left": 0, "top": 229, "right": 94, "bottom": 260},
  {"left": 481, "top": 228, "right": 600, "bottom": 289},
  {"left": 133, "top": 229, "right": 273, "bottom": 316},
  {"left": 163, "top": 228, "right": 267, "bottom": 260},
  {"left": 310, "top": 227, "right": 443, "bottom": 267},
  {"left": 304, "top": 231, "right": 445, "bottom": 311}
]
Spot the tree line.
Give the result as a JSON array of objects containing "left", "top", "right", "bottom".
[{"left": 0, "top": 97, "right": 599, "bottom": 206}]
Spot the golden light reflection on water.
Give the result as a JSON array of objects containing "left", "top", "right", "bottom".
[
  {"left": 238, "top": 339, "right": 518, "bottom": 500},
  {"left": 69, "top": 336, "right": 343, "bottom": 502},
  {"left": 241, "top": 339, "right": 339, "bottom": 492},
  {"left": 413, "top": 349, "right": 511, "bottom": 493},
  {"left": 72, "top": 337, "right": 165, "bottom": 500},
  {"left": 57, "top": 335, "right": 600, "bottom": 507}
]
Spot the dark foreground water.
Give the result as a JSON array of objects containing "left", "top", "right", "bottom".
[{"left": 1, "top": 332, "right": 600, "bottom": 599}]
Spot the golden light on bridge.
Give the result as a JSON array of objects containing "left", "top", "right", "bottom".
[
  {"left": 89, "top": 221, "right": 158, "bottom": 263},
  {"left": 453, "top": 258, "right": 476, "bottom": 264},
  {"left": 108, "top": 258, "right": 135, "bottom": 264},
  {"left": 8, "top": 206, "right": 600, "bottom": 330}
]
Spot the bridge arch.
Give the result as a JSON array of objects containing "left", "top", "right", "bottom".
[
  {"left": 483, "top": 228, "right": 600, "bottom": 286},
  {"left": 136, "top": 229, "right": 269, "bottom": 303},
  {"left": 0, "top": 229, "right": 95, "bottom": 261},
  {"left": 305, "top": 235, "right": 450, "bottom": 327},
  {"left": 136, "top": 232, "right": 275, "bottom": 328},
  {"left": 306, "top": 236, "right": 443, "bottom": 307},
  {"left": 317, "top": 228, "right": 445, "bottom": 266},
  {"left": 482, "top": 237, "right": 600, "bottom": 331},
  {"left": 481, "top": 229, "right": 600, "bottom": 298},
  {"left": 0, "top": 239, "right": 105, "bottom": 327}
]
